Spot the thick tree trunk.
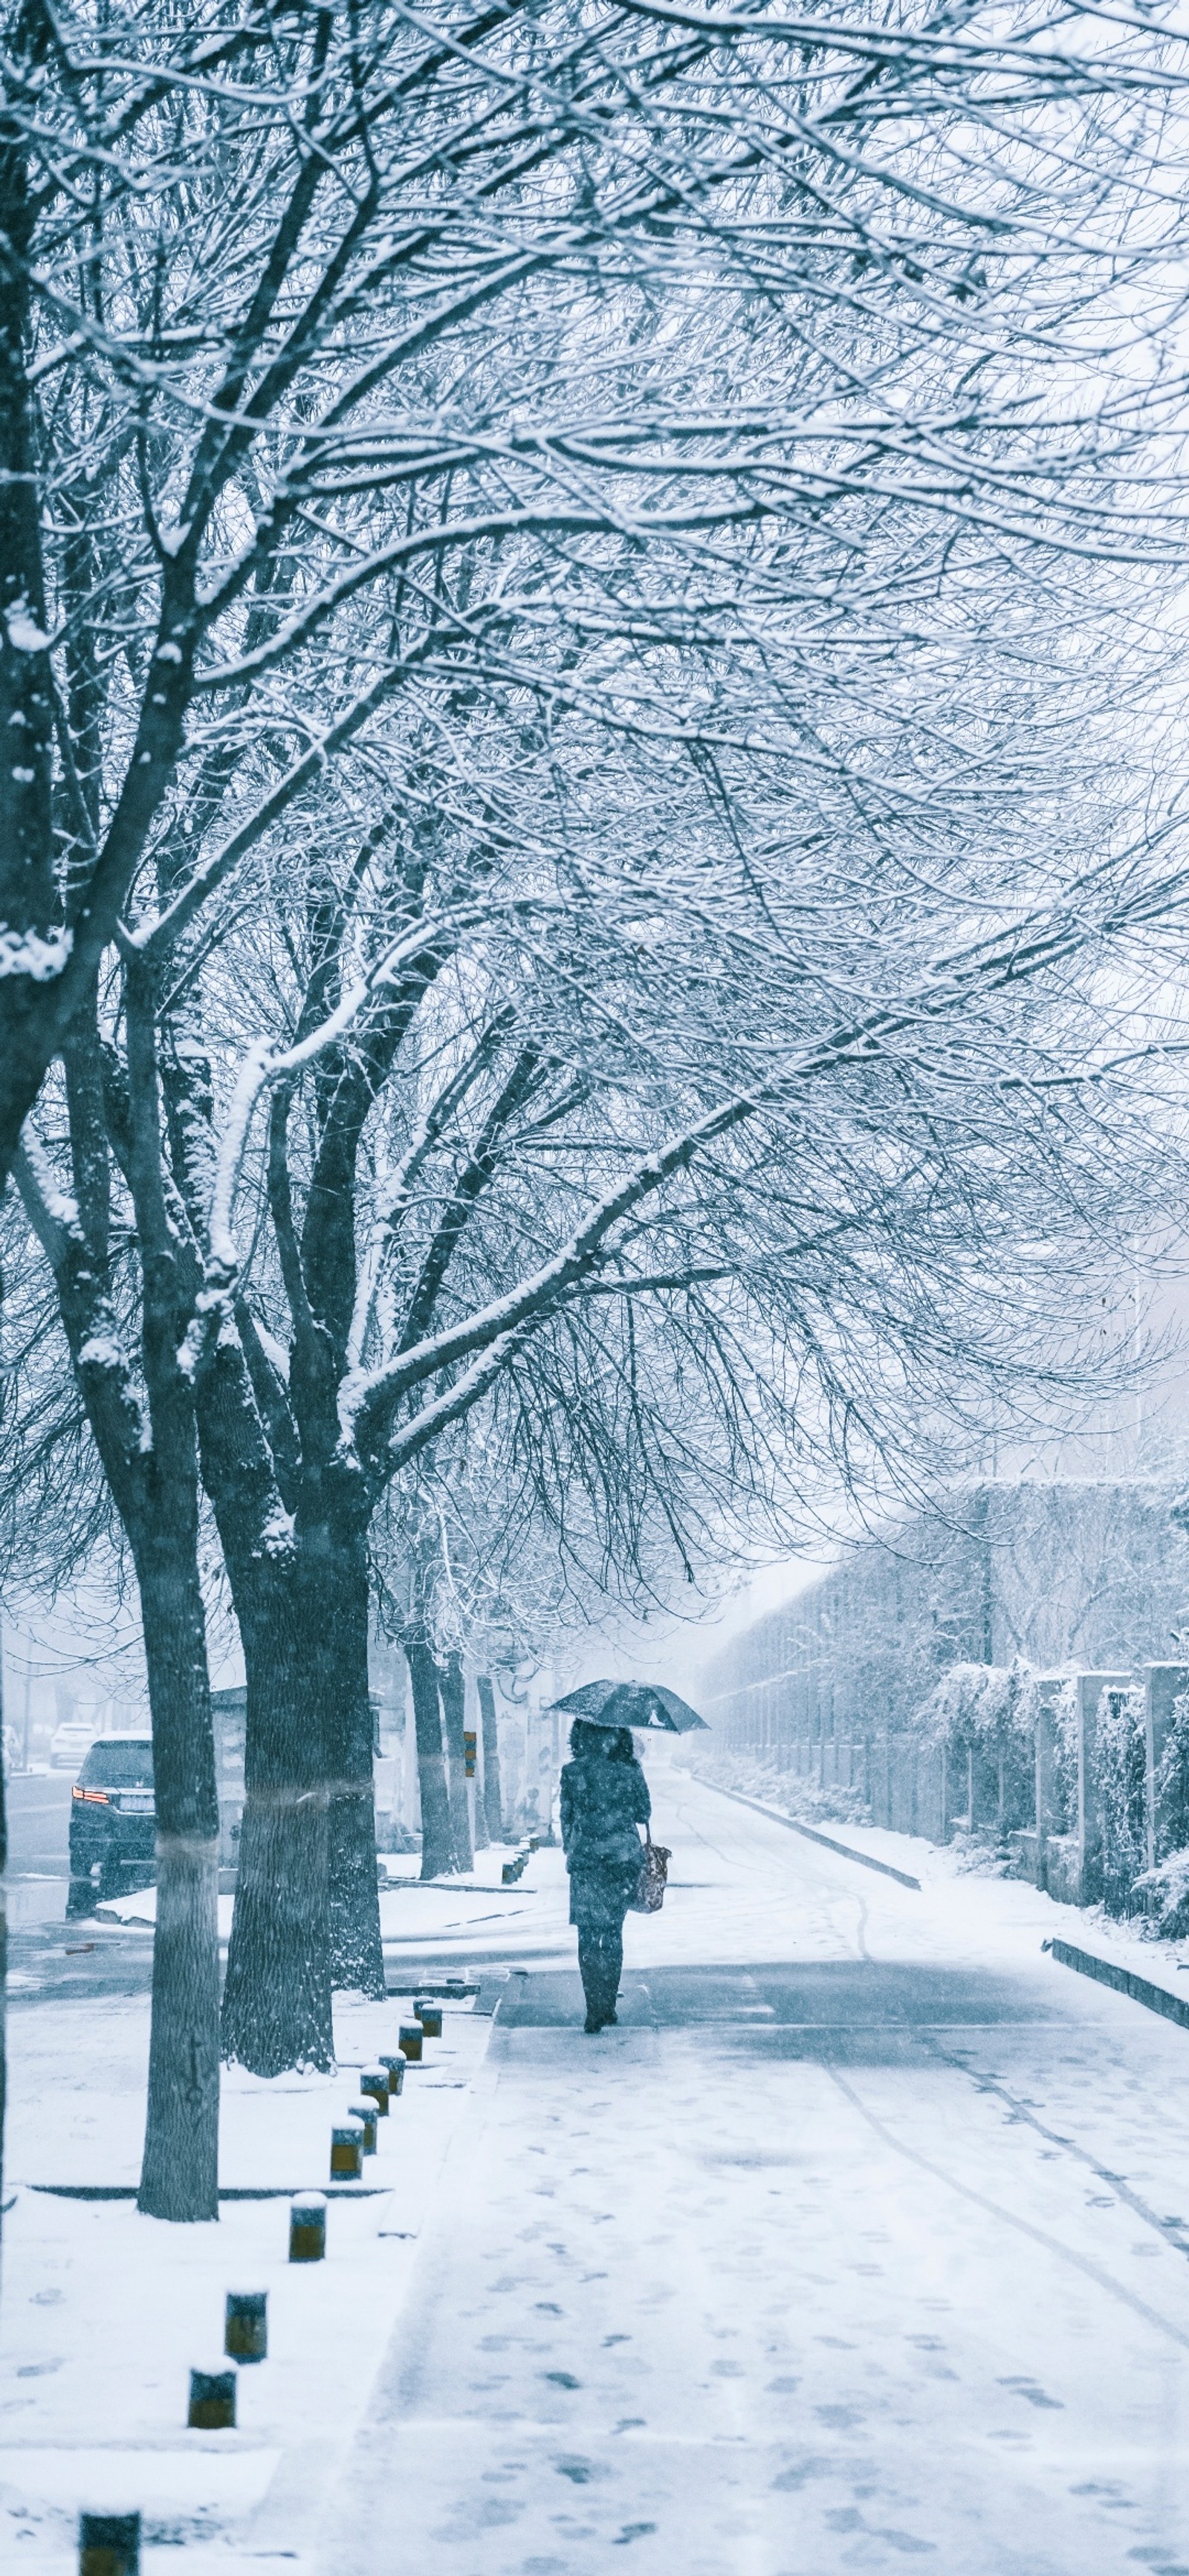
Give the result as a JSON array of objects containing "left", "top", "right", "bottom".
[
  {"left": 406, "top": 1629, "right": 455, "bottom": 1878},
  {"left": 140, "top": 1834, "right": 219, "bottom": 2221},
  {"left": 135, "top": 1556, "right": 221, "bottom": 2222},
  {"left": 478, "top": 1674, "right": 503, "bottom": 1843},
  {"left": 317, "top": 1534, "right": 384, "bottom": 1998},
  {"left": 195, "top": 1334, "right": 338, "bottom": 2074},
  {"left": 1, "top": 1609, "right": 7, "bottom": 2236},
  {"left": 221, "top": 1586, "right": 334, "bottom": 2074},
  {"left": 440, "top": 1651, "right": 473, "bottom": 1875}
]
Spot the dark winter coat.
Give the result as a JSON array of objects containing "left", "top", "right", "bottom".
[{"left": 560, "top": 1753, "right": 651, "bottom": 1930}]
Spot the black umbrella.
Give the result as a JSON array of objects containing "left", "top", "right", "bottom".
[{"left": 550, "top": 1678, "right": 708, "bottom": 1733}]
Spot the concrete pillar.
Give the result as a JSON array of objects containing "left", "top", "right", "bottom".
[
  {"left": 890, "top": 1737, "right": 911, "bottom": 1834},
  {"left": 924, "top": 1743, "right": 945, "bottom": 1843},
  {"left": 1144, "top": 1664, "right": 1189, "bottom": 1869},
  {"left": 1077, "top": 1671, "right": 1133, "bottom": 1904},
  {"left": 1034, "top": 1679, "right": 1063, "bottom": 1848}
]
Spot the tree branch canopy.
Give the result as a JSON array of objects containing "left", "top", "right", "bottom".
[{"left": 1, "top": 0, "right": 1187, "bottom": 1182}]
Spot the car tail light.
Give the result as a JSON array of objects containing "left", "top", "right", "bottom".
[{"left": 78, "top": 1788, "right": 109, "bottom": 1806}]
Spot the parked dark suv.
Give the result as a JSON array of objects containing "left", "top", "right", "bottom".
[{"left": 68, "top": 1737, "right": 155, "bottom": 1917}]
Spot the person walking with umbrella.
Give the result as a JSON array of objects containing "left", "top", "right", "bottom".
[
  {"left": 560, "top": 1720, "right": 652, "bottom": 2033},
  {"left": 554, "top": 1679, "right": 706, "bottom": 2034}
]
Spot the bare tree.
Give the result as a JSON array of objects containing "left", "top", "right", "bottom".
[{"left": 2, "top": 0, "right": 1187, "bottom": 1183}]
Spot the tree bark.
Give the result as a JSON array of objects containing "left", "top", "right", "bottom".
[
  {"left": 135, "top": 1549, "right": 221, "bottom": 2219},
  {"left": 316, "top": 1531, "right": 384, "bottom": 1997},
  {"left": 406, "top": 1629, "right": 455, "bottom": 1878},
  {"left": 192, "top": 1328, "right": 337, "bottom": 2074},
  {"left": 215, "top": 1505, "right": 384, "bottom": 2039},
  {"left": 440, "top": 1650, "right": 473, "bottom": 1874},
  {"left": 1, "top": 1555, "right": 7, "bottom": 2236},
  {"left": 220, "top": 1571, "right": 334, "bottom": 2074},
  {"left": 478, "top": 1674, "right": 504, "bottom": 1843}
]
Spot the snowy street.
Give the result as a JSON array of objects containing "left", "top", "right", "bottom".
[
  {"left": 9, "top": 1762, "right": 1189, "bottom": 2572},
  {"left": 10, "top": 32, "right": 1189, "bottom": 2570},
  {"left": 328, "top": 1762, "right": 1189, "bottom": 2575}
]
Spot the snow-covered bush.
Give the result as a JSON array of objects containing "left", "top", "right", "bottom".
[
  {"left": 917, "top": 1655, "right": 1037, "bottom": 1752},
  {"left": 914, "top": 1655, "right": 1036, "bottom": 1836},
  {"left": 1130, "top": 1847, "right": 1189, "bottom": 1939},
  {"left": 676, "top": 1743, "right": 871, "bottom": 1829}
]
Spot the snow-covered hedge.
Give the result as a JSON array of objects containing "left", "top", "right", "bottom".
[
  {"left": 1131, "top": 1846, "right": 1189, "bottom": 1938},
  {"left": 914, "top": 1655, "right": 1038, "bottom": 1751},
  {"left": 1157, "top": 1690, "right": 1189, "bottom": 1858},
  {"left": 911, "top": 1655, "right": 1037, "bottom": 1840}
]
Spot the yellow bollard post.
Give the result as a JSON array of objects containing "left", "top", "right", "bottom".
[
  {"left": 289, "top": 2194, "right": 327, "bottom": 2261},
  {"left": 224, "top": 2291, "right": 268, "bottom": 2363},
  {"left": 188, "top": 2366, "right": 236, "bottom": 2430},
  {"left": 79, "top": 2514, "right": 140, "bottom": 2576}
]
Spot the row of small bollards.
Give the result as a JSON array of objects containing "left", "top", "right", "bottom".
[
  {"left": 502, "top": 1837, "right": 539, "bottom": 1886},
  {"left": 184, "top": 2280, "right": 270, "bottom": 2431},
  {"left": 77, "top": 1999, "right": 455, "bottom": 2569},
  {"left": 328, "top": 1997, "right": 442, "bottom": 2180}
]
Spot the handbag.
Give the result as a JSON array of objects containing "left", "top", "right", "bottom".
[{"left": 630, "top": 1831, "right": 671, "bottom": 1914}]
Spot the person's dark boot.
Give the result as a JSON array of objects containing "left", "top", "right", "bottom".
[{"left": 584, "top": 2011, "right": 603, "bottom": 2034}]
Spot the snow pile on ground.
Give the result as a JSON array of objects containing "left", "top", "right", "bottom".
[
  {"left": 95, "top": 1843, "right": 542, "bottom": 1943},
  {"left": 673, "top": 1741, "right": 871, "bottom": 1828},
  {"left": 1133, "top": 1846, "right": 1189, "bottom": 1937}
]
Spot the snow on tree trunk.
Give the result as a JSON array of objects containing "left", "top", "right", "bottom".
[
  {"left": 0, "top": 1540, "right": 7, "bottom": 2223},
  {"left": 221, "top": 1596, "right": 333, "bottom": 2074},
  {"left": 318, "top": 1539, "right": 384, "bottom": 1998},
  {"left": 136, "top": 1557, "right": 220, "bottom": 2222}
]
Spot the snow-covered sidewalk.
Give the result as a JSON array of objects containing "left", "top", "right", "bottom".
[{"left": 0, "top": 1982, "right": 496, "bottom": 2573}]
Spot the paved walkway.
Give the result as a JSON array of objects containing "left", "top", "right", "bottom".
[{"left": 323, "top": 1770, "right": 1189, "bottom": 2575}]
